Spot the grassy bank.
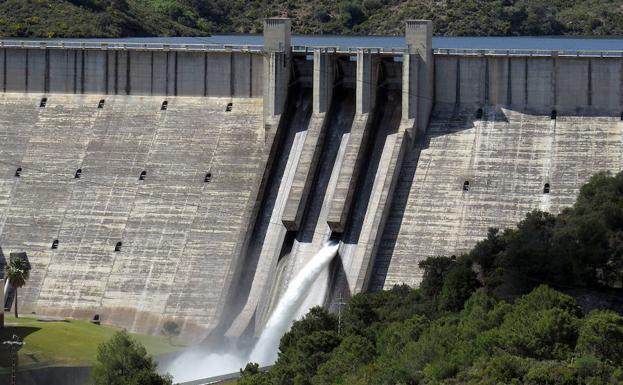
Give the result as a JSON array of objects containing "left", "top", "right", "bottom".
[{"left": 0, "top": 315, "right": 182, "bottom": 370}]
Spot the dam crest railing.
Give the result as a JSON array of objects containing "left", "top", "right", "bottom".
[
  {"left": 0, "top": 40, "right": 265, "bottom": 53},
  {"left": 433, "top": 48, "right": 623, "bottom": 58},
  {"left": 0, "top": 40, "right": 622, "bottom": 57}
]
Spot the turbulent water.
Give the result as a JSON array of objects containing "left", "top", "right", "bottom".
[{"left": 167, "top": 242, "right": 339, "bottom": 382}]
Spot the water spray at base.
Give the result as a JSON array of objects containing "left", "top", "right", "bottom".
[{"left": 166, "top": 242, "right": 339, "bottom": 382}]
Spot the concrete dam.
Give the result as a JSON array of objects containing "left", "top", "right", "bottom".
[{"left": 1, "top": 18, "right": 623, "bottom": 342}]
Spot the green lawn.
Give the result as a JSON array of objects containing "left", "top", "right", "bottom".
[{"left": 0, "top": 315, "right": 183, "bottom": 370}]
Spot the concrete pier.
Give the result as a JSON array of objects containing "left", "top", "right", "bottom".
[
  {"left": 282, "top": 50, "right": 335, "bottom": 231},
  {"left": 263, "top": 18, "right": 291, "bottom": 121},
  {"left": 339, "top": 87, "right": 404, "bottom": 294},
  {"left": 225, "top": 85, "right": 312, "bottom": 337},
  {"left": 403, "top": 20, "right": 433, "bottom": 138},
  {"left": 327, "top": 50, "right": 379, "bottom": 233}
]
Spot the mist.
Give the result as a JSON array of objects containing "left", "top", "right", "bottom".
[{"left": 166, "top": 242, "right": 339, "bottom": 383}]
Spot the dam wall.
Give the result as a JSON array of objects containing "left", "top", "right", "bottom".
[
  {"left": 0, "top": 94, "right": 266, "bottom": 336},
  {"left": 1, "top": 18, "right": 623, "bottom": 340},
  {"left": 372, "top": 51, "right": 623, "bottom": 290},
  {"left": 0, "top": 44, "right": 263, "bottom": 97},
  {"left": 433, "top": 54, "right": 622, "bottom": 114},
  {"left": 0, "top": 22, "right": 285, "bottom": 338}
]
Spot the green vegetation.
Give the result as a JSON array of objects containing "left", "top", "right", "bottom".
[
  {"left": 0, "top": 0, "right": 202, "bottom": 38},
  {"left": 92, "top": 330, "right": 172, "bottom": 385},
  {"left": 240, "top": 171, "right": 623, "bottom": 385},
  {"left": 3, "top": 254, "right": 31, "bottom": 318},
  {"left": 161, "top": 320, "right": 181, "bottom": 345},
  {"left": 0, "top": 316, "right": 182, "bottom": 369},
  {"left": 2, "top": 0, "right": 623, "bottom": 38}
]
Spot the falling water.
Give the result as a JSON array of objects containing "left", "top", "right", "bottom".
[
  {"left": 167, "top": 241, "right": 339, "bottom": 382},
  {"left": 249, "top": 241, "right": 338, "bottom": 365}
]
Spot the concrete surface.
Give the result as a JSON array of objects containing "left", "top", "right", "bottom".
[
  {"left": 0, "top": 48, "right": 263, "bottom": 98},
  {"left": 372, "top": 107, "right": 623, "bottom": 290},
  {"left": 0, "top": 94, "right": 265, "bottom": 336}
]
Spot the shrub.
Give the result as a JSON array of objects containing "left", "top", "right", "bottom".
[
  {"left": 576, "top": 310, "right": 623, "bottom": 363},
  {"left": 91, "top": 331, "right": 172, "bottom": 385}
]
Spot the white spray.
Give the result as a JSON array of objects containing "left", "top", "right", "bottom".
[
  {"left": 3, "top": 278, "right": 9, "bottom": 304},
  {"left": 249, "top": 242, "right": 338, "bottom": 365},
  {"left": 167, "top": 242, "right": 339, "bottom": 382}
]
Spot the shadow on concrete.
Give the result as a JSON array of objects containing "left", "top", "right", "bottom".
[
  {"left": 325, "top": 248, "right": 352, "bottom": 312},
  {"left": 0, "top": 326, "right": 41, "bottom": 367},
  {"left": 366, "top": 105, "right": 495, "bottom": 290},
  {"left": 297, "top": 86, "right": 355, "bottom": 244},
  {"left": 0, "top": 366, "right": 91, "bottom": 385},
  {"left": 0, "top": 247, "right": 6, "bottom": 275},
  {"left": 425, "top": 105, "right": 509, "bottom": 142},
  {"left": 343, "top": 88, "right": 402, "bottom": 246},
  {"left": 367, "top": 140, "right": 420, "bottom": 292}
]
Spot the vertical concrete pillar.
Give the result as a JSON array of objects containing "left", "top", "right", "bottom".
[
  {"left": 481, "top": 53, "right": 489, "bottom": 106},
  {"left": 327, "top": 50, "right": 379, "bottom": 232},
  {"left": 552, "top": 53, "right": 558, "bottom": 109},
  {"left": 403, "top": 20, "right": 433, "bottom": 138},
  {"left": 313, "top": 49, "right": 335, "bottom": 114},
  {"left": 281, "top": 49, "right": 335, "bottom": 230},
  {"left": 402, "top": 50, "right": 418, "bottom": 127},
  {"left": 263, "top": 18, "right": 291, "bottom": 122},
  {"left": 356, "top": 49, "right": 378, "bottom": 115}
]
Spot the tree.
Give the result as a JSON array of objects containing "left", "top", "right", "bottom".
[
  {"left": 576, "top": 310, "right": 623, "bottom": 363},
  {"left": 495, "top": 286, "right": 581, "bottom": 360},
  {"left": 92, "top": 331, "right": 172, "bottom": 385},
  {"left": 376, "top": 315, "right": 428, "bottom": 359},
  {"left": 273, "top": 330, "right": 341, "bottom": 385},
  {"left": 272, "top": 307, "right": 341, "bottom": 385},
  {"left": 418, "top": 256, "right": 455, "bottom": 300},
  {"left": 5, "top": 255, "right": 31, "bottom": 318},
  {"left": 161, "top": 320, "right": 180, "bottom": 345},
  {"left": 312, "top": 335, "right": 375, "bottom": 385},
  {"left": 437, "top": 263, "right": 480, "bottom": 312},
  {"left": 278, "top": 306, "right": 337, "bottom": 354},
  {"left": 239, "top": 363, "right": 271, "bottom": 385}
]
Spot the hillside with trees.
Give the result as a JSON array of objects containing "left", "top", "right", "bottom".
[
  {"left": 238, "top": 171, "right": 623, "bottom": 385},
  {"left": 2, "top": 0, "right": 623, "bottom": 38}
]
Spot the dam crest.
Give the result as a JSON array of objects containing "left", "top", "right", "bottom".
[{"left": 1, "top": 19, "right": 622, "bottom": 342}]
